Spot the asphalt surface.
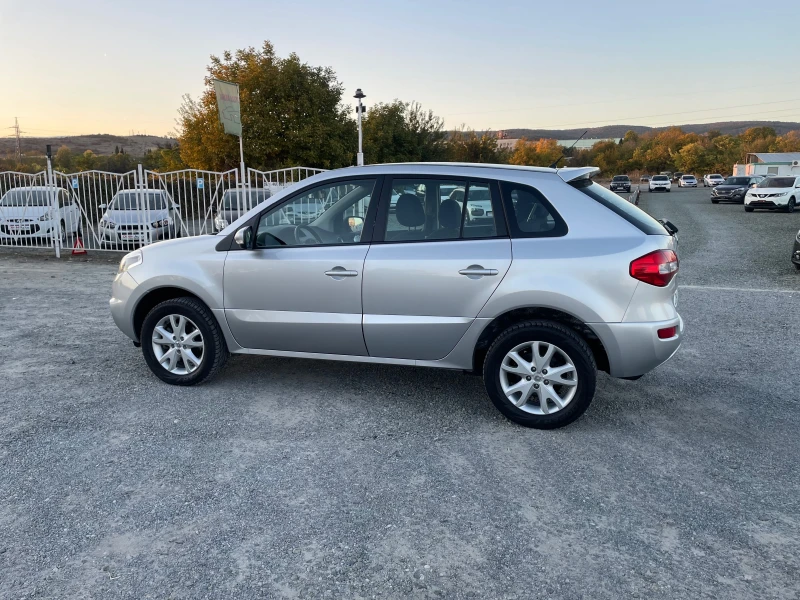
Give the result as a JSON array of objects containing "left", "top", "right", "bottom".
[{"left": 1, "top": 185, "right": 799, "bottom": 599}]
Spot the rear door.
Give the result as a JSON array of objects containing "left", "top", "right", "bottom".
[{"left": 362, "top": 176, "right": 511, "bottom": 360}]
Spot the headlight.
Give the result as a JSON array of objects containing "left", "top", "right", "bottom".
[
  {"left": 101, "top": 219, "right": 116, "bottom": 229},
  {"left": 39, "top": 213, "right": 52, "bottom": 221},
  {"left": 151, "top": 218, "right": 170, "bottom": 228},
  {"left": 118, "top": 250, "right": 143, "bottom": 273},
  {"left": 776, "top": 192, "right": 788, "bottom": 197}
]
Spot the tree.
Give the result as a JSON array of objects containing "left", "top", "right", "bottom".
[
  {"left": 54, "top": 145, "right": 74, "bottom": 172},
  {"left": 74, "top": 150, "right": 96, "bottom": 171},
  {"left": 362, "top": 100, "right": 447, "bottom": 164},
  {"left": 178, "top": 41, "right": 356, "bottom": 171},
  {"left": 509, "top": 138, "right": 563, "bottom": 167},
  {"left": 446, "top": 128, "right": 509, "bottom": 163}
]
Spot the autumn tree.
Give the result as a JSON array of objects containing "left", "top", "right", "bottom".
[
  {"left": 509, "top": 138, "right": 563, "bottom": 167},
  {"left": 446, "top": 127, "right": 508, "bottom": 163},
  {"left": 361, "top": 100, "right": 447, "bottom": 164},
  {"left": 54, "top": 146, "right": 74, "bottom": 171},
  {"left": 178, "top": 41, "right": 356, "bottom": 171}
]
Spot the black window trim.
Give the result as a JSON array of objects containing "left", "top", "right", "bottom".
[
  {"left": 217, "top": 174, "right": 385, "bottom": 251},
  {"left": 371, "top": 174, "right": 507, "bottom": 244},
  {"left": 497, "top": 179, "right": 569, "bottom": 239}
]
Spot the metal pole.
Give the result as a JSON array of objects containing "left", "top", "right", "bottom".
[
  {"left": 354, "top": 88, "right": 366, "bottom": 166},
  {"left": 239, "top": 134, "right": 246, "bottom": 191},
  {"left": 45, "top": 147, "right": 61, "bottom": 258}
]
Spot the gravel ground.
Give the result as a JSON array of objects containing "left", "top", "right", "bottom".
[{"left": 1, "top": 185, "right": 799, "bottom": 599}]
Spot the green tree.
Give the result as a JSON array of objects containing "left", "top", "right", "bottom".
[
  {"left": 446, "top": 128, "right": 509, "bottom": 163},
  {"left": 361, "top": 100, "right": 447, "bottom": 164},
  {"left": 54, "top": 145, "right": 74, "bottom": 172},
  {"left": 178, "top": 41, "right": 356, "bottom": 171},
  {"left": 74, "top": 150, "right": 96, "bottom": 171}
]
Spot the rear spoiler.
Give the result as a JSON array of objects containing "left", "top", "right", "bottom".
[{"left": 557, "top": 167, "right": 600, "bottom": 182}]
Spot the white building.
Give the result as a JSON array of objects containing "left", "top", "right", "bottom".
[{"left": 733, "top": 152, "right": 800, "bottom": 177}]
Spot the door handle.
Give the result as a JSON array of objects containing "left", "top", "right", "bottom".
[
  {"left": 459, "top": 265, "right": 498, "bottom": 279},
  {"left": 325, "top": 267, "right": 359, "bottom": 280}
]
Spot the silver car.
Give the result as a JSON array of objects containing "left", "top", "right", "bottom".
[
  {"left": 99, "top": 189, "right": 182, "bottom": 247},
  {"left": 111, "top": 163, "right": 683, "bottom": 429}
]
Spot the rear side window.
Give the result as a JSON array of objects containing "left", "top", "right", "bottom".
[
  {"left": 570, "top": 179, "right": 668, "bottom": 235},
  {"left": 499, "top": 181, "right": 567, "bottom": 238}
]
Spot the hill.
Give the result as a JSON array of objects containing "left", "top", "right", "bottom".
[
  {"left": 0, "top": 134, "right": 176, "bottom": 157},
  {"left": 496, "top": 121, "right": 800, "bottom": 140}
]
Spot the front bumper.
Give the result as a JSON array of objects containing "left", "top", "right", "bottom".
[
  {"left": 745, "top": 197, "right": 789, "bottom": 208},
  {"left": 100, "top": 225, "right": 172, "bottom": 244},
  {"left": 590, "top": 315, "right": 684, "bottom": 378},
  {"left": 610, "top": 185, "right": 631, "bottom": 191},
  {"left": 0, "top": 220, "right": 55, "bottom": 239},
  {"left": 649, "top": 185, "right": 670, "bottom": 191},
  {"left": 110, "top": 270, "right": 139, "bottom": 341}
]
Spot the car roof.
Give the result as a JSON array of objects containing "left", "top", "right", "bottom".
[
  {"left": 321, "top": 162, "right": 600, "bottom": 183},
  {"left": 2, "top": 186, "right": 68, "bottom": 191}
]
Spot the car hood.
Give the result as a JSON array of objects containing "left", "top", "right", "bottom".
[
  {"left": 104, "top": 209, "right": 170, "bottom": 224},
  {"left": 0, "top": 205, "right": 50, "bottom": 219},
  {"left": 748, "top": 187, "right": 792, "bottom": 194},
  {"left": 715, "top": 184, "right": 747, "bottom": 192}
]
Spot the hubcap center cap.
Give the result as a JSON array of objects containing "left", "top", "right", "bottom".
[{"left": 533, "top": 375, "right": 543, "bottom": 382}]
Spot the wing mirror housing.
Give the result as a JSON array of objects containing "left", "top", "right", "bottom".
[
  {"left": 234, "top": 225, "right": 252, "bottom": 249},
  {"left": 347, "top": 216, "right": 364, "bottom": 232},
  {"left": 99, "top": 203, "right": 107, "bottom": 209}
]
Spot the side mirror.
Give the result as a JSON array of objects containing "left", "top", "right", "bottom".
[
  {"left": 99, "top": 203, "right": 107, "bottom": 209},
  {"left": 234, "top": 225, "right": 252, "bottom": 249},
  {"left": 347, "top": 216, "right": 364, "bottom": 232}
]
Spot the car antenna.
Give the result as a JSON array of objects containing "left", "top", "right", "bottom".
[{"left": 549, "top": 130, "right": 588, "bottom": 169}]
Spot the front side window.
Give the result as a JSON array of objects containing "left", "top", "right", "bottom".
[
  {"left": 255, "top": 179, "right": 375, "bottom": 248},
  {"left": 382, "top": 179, "right": 500, "bottom": 242},
  {"left": 501, "top": 182, "right": 567, "bottom": 237}
]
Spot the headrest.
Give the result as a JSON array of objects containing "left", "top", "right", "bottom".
[
  {"left": 438, "top": 199, "right": 461, "bottom": 230},
  {"left": 396, "top": 194, "right": 425, "bottom": 228}
]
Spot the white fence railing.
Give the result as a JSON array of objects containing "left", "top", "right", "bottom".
[{"left": 0, "top": 164, "right": 327, "bottom": 255}]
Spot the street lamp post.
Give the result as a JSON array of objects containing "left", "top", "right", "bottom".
[{"left": 354, "top": 88, "right": 366, "bottom": 166}]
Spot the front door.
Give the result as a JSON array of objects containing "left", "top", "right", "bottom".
[
  {"left": 223, "top": 177, "right": 380, "bottom": 355},
  {"left": 362, "top": 176, "right": 512, "bottom": 360}
]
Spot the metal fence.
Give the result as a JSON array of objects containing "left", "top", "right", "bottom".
[{"left": 0, "top": 163, "right": 326, "bottom": 256}]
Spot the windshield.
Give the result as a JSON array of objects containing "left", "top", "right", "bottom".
[
  {"left": 221, "top": 190, "right": 269, "bottom": 210},
  {"left": 612, "top": 176, "right": 629, "bottom": 181},
  {"left": 652, "top": 176, "right": 669, "bottom": 181},
  {"left": 758, "top": 177, "right": 795, "bottom": 188},
  {"left": 682, "top": 175, "right": 695, "bottom": 179},
  {"left": 709, "top": 174, "right": 723, "bottom": 179},
  {"left": 110, "top": 192, "right": 167, "bottom": 210},
  {"left": 0, "top": 190, "right": 55, "bottom": 207},
  {"left": 724, "top": 177, "right": 751, "bottom": 185}
]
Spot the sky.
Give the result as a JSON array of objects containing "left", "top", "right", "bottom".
[{"left": 2, "top": 0, "right": 800, "bottom": 139}]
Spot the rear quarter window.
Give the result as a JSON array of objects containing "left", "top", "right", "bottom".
[{"left": 569, "top": 180, "right": 668, "bottom": 235}]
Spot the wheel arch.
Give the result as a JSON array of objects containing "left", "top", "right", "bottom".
[
  {"left": 132, "top": 286, "right": 207, "bottom": 339},
  {"left": 472, "top": 307, "right": 610, "bottom": 374}
]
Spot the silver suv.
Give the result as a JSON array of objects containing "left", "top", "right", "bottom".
[{"left": 111, "top": 163, "right": 683, "bottom": 429}]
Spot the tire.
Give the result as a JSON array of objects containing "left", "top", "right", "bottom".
[
  {"left": 711, "top": 199, "right": 719, "bottom": 204},
  {"left": 786, "top": 198, "right": 796, "bottom": 213},
  {"left": 483, "top": 320, "right": 597, "bottom": 429},
  {"left": 745, "top": 206, "right": 754, "bottom": 212},
  {"left": 59, "top": 221, "right": 66, "bottom": 244},
  {"left": 140, "top": 297, "right": 228, "bottom": 386},
  {"left": 666, "top": 189, "right": 671, "bottom": 193},
  {"left": 795, "top": 262, "right": 800, "bottom": 271}
]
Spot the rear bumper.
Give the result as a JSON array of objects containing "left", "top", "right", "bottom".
[{"left": 590, "top": 315, "right": 683, "bottom": 378}]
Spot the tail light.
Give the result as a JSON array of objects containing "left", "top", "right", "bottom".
[{"left": 630, "top": 250, "right": 679, "bottom": 287}]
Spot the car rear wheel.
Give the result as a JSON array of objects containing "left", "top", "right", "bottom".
[
  {"left": 483, "top": 320, "right": 597, "bottom": 429},
  {"left": 141, "top": 297, "right": 228, "bottom": 386}
]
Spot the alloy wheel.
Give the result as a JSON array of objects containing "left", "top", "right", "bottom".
[
  {"left": 499, "top": 341, "right": 578, "bottom": 415},
  {"left": 151, "top": 314, "right": 205, "bottom": 375}
]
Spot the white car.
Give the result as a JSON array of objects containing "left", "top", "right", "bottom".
[
  {"left": 744, "top": 176, "right": 800, "bottom": 212},
  {"left": 648, "top": 175, "right": 672, "bottom": 192},
  {"left": 0, "top": 186, "right": 82, "bottom": 244},
  {"left": 678, "top": 174, "right": 697, "bottom": 188},
  {"left": 703, "top": 174, "right": 724, "bottom": 187}
]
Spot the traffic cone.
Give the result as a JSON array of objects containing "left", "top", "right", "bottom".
[{"left": 72, "top": 236, "right": 87, "bottom": 255}]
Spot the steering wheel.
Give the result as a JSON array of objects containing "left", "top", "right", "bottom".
[{"left": 294, "top": 224, "right": 323, "bottom": 245}]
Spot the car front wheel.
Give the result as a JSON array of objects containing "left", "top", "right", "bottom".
[
  {"left": 786, "top": 198, "right": 796, "bottom": 213},
  {"left": 141, "top": 297, "right": 228, "bottom": 385},
  {"left": 745, "top": 206, "right": 754, "bottom": 212},
  {"left": 483, "top": 320, "right": 597, "bottom": 429}
]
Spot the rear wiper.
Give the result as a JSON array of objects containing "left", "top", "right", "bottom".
[{"left": 657, "top": 219, "right": 678, "bottom": 235}]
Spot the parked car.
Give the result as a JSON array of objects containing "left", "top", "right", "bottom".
[
  {"left": 703, "top": 174, "right": 724, "bottom": 187},
  {"left": 0, "top": 186, "right": 82, "bottom": 243},
  {"left": 610, "top": 175, "right": 632, "bottom": 193},
  {"left": 678, "top": 174, "right": 697, "bottom": 188},
  {"left": 672, "top": 172, "right": 684, "bottom": 183},
  {"left": 649, "top": 175, "right": 672, "bottom": 192},
  {"left": 659, "top": 171, "right": 673, "bottom": 181},
  {"left": 110, "top": 163, "right": 682, "bottom": 430},
  {"left": 99, "top": 189, "right": 182, "bottom": 247},
  {"left": 744, "top": 176, "right": 800, "bottom": 212},
  {"left": 640, "top": 175, "right": 651, "bottom": 183},
  {"left": 792, "top": 229, "right": 800, "bottom": 271},
  {"left": 710, "top": 176, "right": 763, "bottom": 204},
  {"left": 213, "top": 188, "right": 271, "bottom": 233}
]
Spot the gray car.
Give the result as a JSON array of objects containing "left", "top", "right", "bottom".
[
  {"left": 99, "top": 189, "right": 182, "bottom": 247},
  {"left": 213, "top": 188, "right": 271, "bottom": 232},
  {"left": 110, "top": 163, "right": 683, "bottom": 429}
]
